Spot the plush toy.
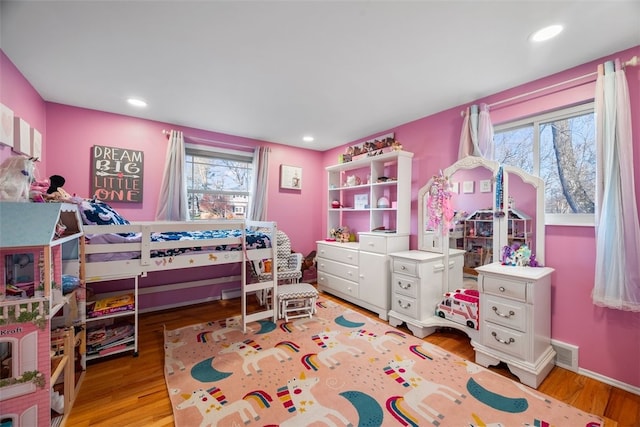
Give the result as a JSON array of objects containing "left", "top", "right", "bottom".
[
  {"left": 0, "top": 156, "right": 35, "bottom": 201},
  {"left": 44, "top": 174, "right": 72, "bottom": 201}
]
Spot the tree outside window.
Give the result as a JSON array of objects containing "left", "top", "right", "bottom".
[
  {"left": 494, "top": 103, "right": 596, "bottom": 225},
  {"left": 185, "top": 149, "right": 253, "bottom": 220}
]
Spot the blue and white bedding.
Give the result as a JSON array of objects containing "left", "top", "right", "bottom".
[
  {"left": 85, "top": 228, "right": 272, "bottom": 262},
  {"left": 79, "top": 200, "right": 272, "bottom": 262}
]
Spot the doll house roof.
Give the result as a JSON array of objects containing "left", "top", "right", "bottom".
[{"left": 0, "top": 202, "right": 82, "bottom": 249}]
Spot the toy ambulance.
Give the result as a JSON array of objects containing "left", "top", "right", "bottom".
[{"left": 435, "top": 288, "right": 480, "bottom": 329}]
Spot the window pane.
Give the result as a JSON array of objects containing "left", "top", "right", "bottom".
[
  {"left": 540, "top": 113, "right": 595, "bottom": 214},
  {"left": 185, "top": 151, "right": 253, "bottom": 220},
  {"left": 494, "top": 103, "right": 595, "bottom": 224},
  {"left": 494, "top": 126, "right": 534, "bottom": 174}
]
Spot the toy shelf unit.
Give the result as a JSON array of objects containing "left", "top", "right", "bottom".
[
  {"left": 0, "top": 201, "right": 86, "bottom": 427},
  {"left": 84, "top": 286, "right": 138, "bottom": 361},
  {"left": 462, "top": 209, "right": 531, "bottom": 269},
  {"left": 326, "top": 150, "right": 413, "bottom": 238}
]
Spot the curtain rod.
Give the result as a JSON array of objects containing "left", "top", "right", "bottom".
[
  {"left": 460, "top": 55, "right": 639, "bottom": 116},
  {"left": 162, "top": 129, "right": 254, "bottom": 150}
]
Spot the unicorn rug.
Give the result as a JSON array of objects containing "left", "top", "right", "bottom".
[{"left": 164, "top": 298, "right": 602, "bottom": 427}]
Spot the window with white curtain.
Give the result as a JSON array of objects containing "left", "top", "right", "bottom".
[
  {"left": 185, "top": 145, "right": 254, "bottom": 220},
  {"left": 493, "top": 102, "right": 596, "bottom": 226}
]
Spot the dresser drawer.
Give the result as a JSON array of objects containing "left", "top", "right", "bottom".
[
  {"left": 484, "top": 296, "right": 527, "bottom": 332},
  {"left": 481, "top": 275, "right": 527, "bottom": 302},
  {"left": 391, "top": 274, "right": 418, "bottom": 298},
  {"left": 317, "top": 244, "right": 359, "bottom": 265},
  {"left": 317, "top": 258, "right": 359, "bottom": 282},
  {"left": 482, "top": 323, "right": 527, "bottom": 360},
  {"left": 359, "top": 234, "right": 387, "bottom": 254},
  {"left": 392, "top": 294, "right": 418, "bottom": 319},
  {"left": 317, "top": 271, "right": 359, "bottom": 298}
]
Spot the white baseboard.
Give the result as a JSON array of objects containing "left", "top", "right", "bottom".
[
  {"left": 138, "top": 275, "right": 240, "bottom": 295},
  {"left": 577, "top": 367, "right": 640, "bottom": 396},
  {"left": 138, "top": 296, "right": 221, "bottom": 314}
]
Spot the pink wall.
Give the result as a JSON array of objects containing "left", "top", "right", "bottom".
[
  {"left": 323, "top": 46, "right": 640, "bottom": 389},
  {"left": 0, "top": 51, "right": 47, "bottom": 170},
  {"left": 2, "top": 44, "right": 639, "bottom": 389},
  {"left": 44, "top": 103, "right": 324, "bottom": 256}
]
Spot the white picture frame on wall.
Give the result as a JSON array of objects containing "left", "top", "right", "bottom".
[
  {"left": 0, "top": 103, "right": 14, "bottom": 147},
  {"left": 13, "top": 117, "right": 31, "bottom": 155},
  {"left": 30, "top": 128, "right": 42, "bottom": 160},
  {"left": 480, "top": 179, "right": 492, "bottom": 193},
  {"left": 462, "top": 180, "right": 475, "bottom": 194},
  {"left": 280, "top": 164, "right": 302, "bottom": 190}
]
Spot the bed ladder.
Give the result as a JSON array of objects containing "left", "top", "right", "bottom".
[{"left": 241, "top": 222, "right": 278, "bottom": 332}]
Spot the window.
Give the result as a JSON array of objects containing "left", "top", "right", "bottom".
[
  {"left": 493, "top": 102, "right": 596, "bottom": 226},
  {"left": 185, "top": 145, "right": 253, "bottom": 220}
]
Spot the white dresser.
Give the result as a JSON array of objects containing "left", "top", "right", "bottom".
[
  {"left": 387, "top": 249, "right": 471, "bottom": 339},
  {"left": 316, "top": 233, "right": 409, "bottom": 320},
  {"left": 472, "top": 262, "right": 555, "bottom": 389}
]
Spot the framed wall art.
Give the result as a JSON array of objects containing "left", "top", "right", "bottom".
[
  {"left": 13, "top": 117, "right": 31, "bottom": 155},
  {"left": 0, "top": 103, "right": 14, "bottom": 147},
  {"left": 280, "top": 164, "right": 302, "bottom": 190},
  {"left": 480, "top": 179, "right": 492, "bottom": 193},
  {"left": 91, "top": 145, "right": 144, "bottom": 202},
  {"left": 463, "top": 180, "right": 475, "bottom": 194}
]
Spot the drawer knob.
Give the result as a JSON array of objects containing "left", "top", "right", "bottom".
[
  {"left": 491, "top": 331, "right": 515, "bottom": 345},
  {"left": 401, "top": 265, "right": 407, "bottom": 270},
  {"left": 499, "top": 286, "right": 506, "bottom": 292},
  {"left": 399, "top": 282, "right": 411, "bottom": 290},
  {"left": 398, "top": 300, "right": 411, "bottom": 309},
  {"left": 492, "top": 306, "right": 515, "bottom": 318}
]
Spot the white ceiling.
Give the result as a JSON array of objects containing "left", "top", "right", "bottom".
[{"left": 1, "top": 1, "right": 639, "bottom": 151}]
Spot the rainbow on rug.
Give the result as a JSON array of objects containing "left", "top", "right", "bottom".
[{"left": 164, "top": 299, "right": 602, "bottom": 426}]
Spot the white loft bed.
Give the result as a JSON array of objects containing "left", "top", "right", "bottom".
[{"left": 82, "top": 219, "right": 278, "bottom": 331}]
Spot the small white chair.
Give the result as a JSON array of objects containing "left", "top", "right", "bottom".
[{"left": 277, "top": 282, "right": 319, "bottom": 322}]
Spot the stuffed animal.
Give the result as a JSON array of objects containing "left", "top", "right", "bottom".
[
  {"left": 44, "top": 174, "right": 72, "bottom": 201},
  {"left": 0, "top": 156, "right": 35, "bottom": 201}
]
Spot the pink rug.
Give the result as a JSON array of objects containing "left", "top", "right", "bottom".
[{"left": 164, "top": 298, "right": 602, "bottom": 426}]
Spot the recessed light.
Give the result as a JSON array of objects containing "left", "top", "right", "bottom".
[
  {"left": 127, "top": 98, "right": 147, "bottom": 107},
  {"left": 302, "top": 135, "right": 314, "bottom": 142},
  {"left": 530, "top": 24, "right": 563, "bottom": 42}
]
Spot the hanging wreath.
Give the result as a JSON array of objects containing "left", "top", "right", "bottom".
[{"left": 427, "top": 173, "right": 454, "bottom": 234}]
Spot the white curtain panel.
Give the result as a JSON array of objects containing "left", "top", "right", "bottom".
[
  {"left": 155, "top": 130, "right": 189, "bottom": 221},
  {"left": 593, "top": 59, "right": 640, "bottom": 311},
  {"left": 247, "top": 146, "right": 270, "bottom": 221},
  {"left": 458, "top": 103, "right": 494, "bottom": 160}
]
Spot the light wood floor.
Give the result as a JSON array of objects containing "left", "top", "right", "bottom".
[{"left": 66, "top": 292, "right": 640, "bottom": 427}]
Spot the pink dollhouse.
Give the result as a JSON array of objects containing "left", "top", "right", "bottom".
[{"left": 0, "top": 202, "right": 85, "bottom": 427}]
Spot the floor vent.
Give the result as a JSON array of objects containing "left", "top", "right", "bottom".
[{"left": 551, "top": 339, "right": 579, "bottom": 372}]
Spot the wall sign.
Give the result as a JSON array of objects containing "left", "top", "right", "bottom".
[{"left": 91, "top": 145, "right": 143, "bottom": 203}]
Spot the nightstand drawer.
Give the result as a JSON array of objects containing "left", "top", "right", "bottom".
[
  {"left": 391, "top": 274, "right": 418, "bottom": 298},
  {"left": 317, "top": 258, "right": 359, "bottom": 281},
  {"left": 483, "top": 323, "right": 527, "bottom": 360},
  {"left": 317, "top": 244, "right": 359, "bottom": 265},
  {"left": 484, "top": 296, "right": 527, "bottom": 332},
  {"left": 392, "top": 294, "right": 418, "bottom": 318},
  {"left": 481, "top": 276, "right": 527, "bottom": 302},
  {"left": 393, "top": 259, "right": 418, "bottom": 276},
  {"left": 359, "top": 234, "right": 387, "bottom": 254}
]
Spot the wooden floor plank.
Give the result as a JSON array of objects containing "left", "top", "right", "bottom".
[{"left": 66, "top": 292, "right": 638, "bottom": 427}]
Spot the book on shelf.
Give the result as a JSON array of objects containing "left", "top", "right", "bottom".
[
  {"left": 87, "top": 293, "right": 135, "bottom": 317},
  {"left": 87, "top": 323, "right": 134, "bottom": 351}
]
